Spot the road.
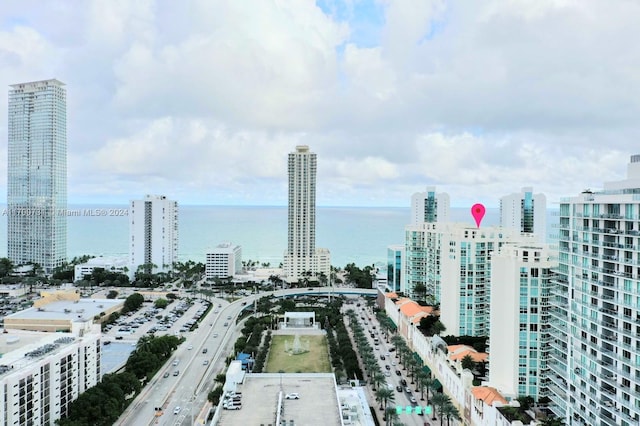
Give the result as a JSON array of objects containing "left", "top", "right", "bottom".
[{"left": 347, "top": 303, "right": 444, "bottom": 426}]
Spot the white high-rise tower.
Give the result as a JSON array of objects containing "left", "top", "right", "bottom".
[
  {"left": 549, "top": 155, "right": 640, "bottom": 425},
  {"left": 7, "top": 79, "right": 67, "bottom": 273},
  {"left": 410, "top": 186, "right": 450, "bottom": 225},
  {"left": 284, "top": 146, "right": 330, "bottom": 283},
  {"left": 129, "top": 195, "right": 178, "bottom": 274},
  {"left": 500, "top": 187, "right": 546, "bottom": 241}
]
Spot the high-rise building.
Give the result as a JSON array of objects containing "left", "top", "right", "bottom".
[
  {"left": 205, "top": 242, "right": 242, "bottom": 280},
  {"left": 549, "top": 155, "right": 640, "bottom": 426},
  {"left": 436, "top": 224, "right": 536, "bottom": 337},
  {"left": 410, "top": 186, "right": 450, "bottom": 225},
  {"left": 284, "top": 146, "right": 330, "bottom": 283},
  {"left": 500, "top": 187, "right": 546, "bottom": 241},
  {"left": 404, "top": 187, "right": 449, "bottom": 298},
  {"left": 489, "top": 242, "right": 555, "bottom": 400},
  {"left": 129, "top": 195, "right": 178, "bottom": 274},
  {"left": 7, "top": 79, "right": 67, "bottom": 273}
]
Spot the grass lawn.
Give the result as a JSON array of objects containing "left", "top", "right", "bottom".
[{"left": 265, "top": 335, "right": 331, "bottom": 373}]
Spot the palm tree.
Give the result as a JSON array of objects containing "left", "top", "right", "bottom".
[
  {"left": 375, "top": 387, "right": 395, "bottom": 412},
  {"left": 416, "top": 370, "right": 431, "bottom": 400},
  {"left": 406, "top": 356, "right": 419, "bottom": 384},
  {"left": 460, "top": 354, "right": 476, "bottom": 372},
  {"left": 371, "top": 372, "right": 386, "bottom": 391},
  {"left": 384, "top": 406, "right": 399, "bottom": 426},
  {"left": 431, "top": 392, "right": 450, "bottom": 422},
  {"left": 441, "top": 401, "right": 461, "bottom": 426},
  {"left": 390, "top": 335, "right": 404, "bottom": 356}
]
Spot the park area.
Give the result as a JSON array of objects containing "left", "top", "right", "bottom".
[{"left": 264, "top": 334, "right": 331, "bottom": 373}]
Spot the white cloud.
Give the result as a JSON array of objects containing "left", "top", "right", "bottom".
[{"left": 0, "top": 0, "right": 639, "bottom": 206}]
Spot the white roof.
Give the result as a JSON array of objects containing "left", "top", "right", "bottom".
[{"left": 5, "top": 298, "right": 122, "bottom": 322}]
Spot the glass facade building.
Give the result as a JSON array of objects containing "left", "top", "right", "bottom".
[{"left": 7, "top": 79, "right": 67, "bottom": 273}]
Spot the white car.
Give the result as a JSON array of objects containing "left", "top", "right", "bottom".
[
  {"left": 224, "top": 404, "right": 241, "bottom": 410},
  {"left": 285, "top": 393, "right": 300, "bottom": 399},
  {"left": 173, "top": 406, "right": 181, "bottom": 414},
  {"left": 187, "top": 345, "right": 193, "bottom": 350}
]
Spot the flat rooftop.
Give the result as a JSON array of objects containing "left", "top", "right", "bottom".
[
  {"left": 0, "top": 330, "right": 88, "bottom": 375},
  {"left": 5, "top": 298, "right": 122, "bottom": 322},
  {"left": 217, "top": 373, "right": 341, "bottom": 426}
]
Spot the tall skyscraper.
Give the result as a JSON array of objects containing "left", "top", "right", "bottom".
[
  {"left": 500, "top": 187, "right": 546, "bottom": 241},
  {"left": 410, "top": 186, "right": 450, "bottom": 225},
  {"left": 129, "top": 195, "right": 178, "bottom": 274},
  {"left": 549, "top": 155, "right": 640, "bottom": 426},
  {"left": 7, "top": 79, "right": 67, "bottom": 273},
  {"left": 284, "top": 145, "right": 330, "bottom": 283}
]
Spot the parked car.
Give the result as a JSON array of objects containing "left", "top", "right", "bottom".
[
  {"left": 385, "top": 365, "right": 391, "bottom": 370},
  {"left": 395, "top": 370, "right": 401, "bottom": 376},
  {"left": 380, "top": 355, "right": 385, "bottom": 360},
  {"left": 224, "top": 404, "right": 241, "bottom": 410}
]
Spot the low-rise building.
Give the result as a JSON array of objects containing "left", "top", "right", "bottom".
[
  {"left": 74, "top": 256, "right": 131, "bottom": 281},
  {"left": 205, "top": 242, "right": 242, "bottom": 280}
]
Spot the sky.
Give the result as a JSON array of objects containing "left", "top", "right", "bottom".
[{"left": 0, "top": 0, "right": 639, "bottom": 208}]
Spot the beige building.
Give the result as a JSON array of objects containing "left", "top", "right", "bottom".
[{"left": 4, "top": 291, "right": 122, "bottom": 332}]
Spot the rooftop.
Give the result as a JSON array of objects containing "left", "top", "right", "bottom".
[
  {"left": 5, "top": 298, "right": 122, "bottom": 322},
  {"left": 471, "top": 386, "right": 508, "bottom": 406},
  {"left": 217, "top": 373, "right": 340, "bottom": 426}
]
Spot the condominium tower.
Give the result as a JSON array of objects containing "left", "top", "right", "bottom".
[
  {"left": 489, "top": 242, "right": 555, "bottom": 400},
  {"left": 500, "top": 187, "right": 546, "bottom": 241},
  {"left": 410, "top": 186, "right": 450, "bottom": 225},
  {"left": 549, "top": 155, "right": 640, "bottom": 426},
  {"left": 284, "top": 146, "right": 330, "bottom": 283},
  {"left": 7, "top": 79, "right": 67, "bottom": 273},
  {"left": 129, "top": 195, "right": 178, "bottom": 274}
]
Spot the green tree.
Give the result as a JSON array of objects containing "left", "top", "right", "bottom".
[
  {"left": 154, "top": 298, "right": 168, "bottom": 309},
  {"left": 122, "top": 292, "right": 144, "bottom": 314},
  {"left": 371, "top": 372, "right": 386, "bottom": 391},
  {"left": 442, "top": 401, "right": 461, "bottom": 426},
  {"left": 431, "top": 393, "right": 449, "bottom": 422},
  {"left": 460, "top": 354, "right": 476, "bottom": 371},
  {"left": 430, "top": 320, "right": 446, "bottom": 336},
  {"left": 106, "top": 290, "right": 118, "bottom": 299},
  {"left": 375, "top": 387, "right": 395, "bottom": 412}
]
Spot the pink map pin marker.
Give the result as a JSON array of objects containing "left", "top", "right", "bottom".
[{"left": 471, "top": 203, "right": 486, "bottom": 228}]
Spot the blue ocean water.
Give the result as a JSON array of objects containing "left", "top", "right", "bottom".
[{"left": 0, "top": 205, "right": 558, "bottom": 268}]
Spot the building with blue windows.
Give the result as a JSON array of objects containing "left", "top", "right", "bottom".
[
  {"left": 500, "top": 187, "right": 546, "bottom": 242},
  {"left": 7, "top": 79, "right": 67, "bottom": 273},
  {"left": 489, "top": 242, "right": 555, "bottom": 400},
  {"left": 386, "top": 244, "right": 404, "bottom": 292}
]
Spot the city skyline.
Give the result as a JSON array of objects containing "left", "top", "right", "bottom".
[{"left": 0, "top": 1, "right": 639, "bottom": 207}]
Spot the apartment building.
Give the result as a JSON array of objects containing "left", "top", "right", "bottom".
[
  {"left": 549, "top": 155, "right": 640, "bottom": 425},
  {"left": 129, "top": 195, "right": 178, "bottom": 274}
]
